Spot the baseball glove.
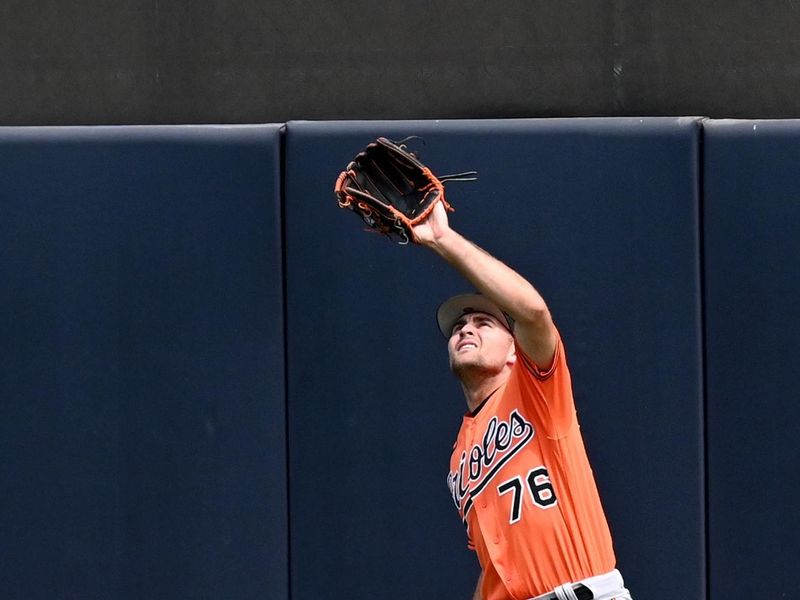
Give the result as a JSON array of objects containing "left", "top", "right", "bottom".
[{"left": 334, "top": 137, "right": 477, "bottom": 244}]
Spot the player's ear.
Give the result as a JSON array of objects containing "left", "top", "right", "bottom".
[{"left": 506, "top": 343, "right": 517, "bottom": 366}]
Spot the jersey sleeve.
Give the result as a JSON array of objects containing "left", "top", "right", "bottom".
[{"left": 513, "top": 328, "right": 577, "bottom": 439}]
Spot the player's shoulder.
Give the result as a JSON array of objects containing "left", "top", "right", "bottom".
[{"left": 514, "top": 329, "right": 565, "bottom": 382}]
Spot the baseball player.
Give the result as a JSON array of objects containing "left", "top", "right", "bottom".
[{"left": 412, "top": 202, "right": 633, "bottom": 600}]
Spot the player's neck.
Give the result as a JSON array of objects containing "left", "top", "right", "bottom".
[{"left": 460, "top": 371, "right": 509, "bottom": 413}]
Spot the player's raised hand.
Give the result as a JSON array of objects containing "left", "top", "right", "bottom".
[{"left": 412, "top": 199, "right": 453, "bottom": 247}]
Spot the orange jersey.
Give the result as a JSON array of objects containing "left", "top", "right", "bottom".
[{"left": 447, "top": 332, "right": 616, "bottom": 600}]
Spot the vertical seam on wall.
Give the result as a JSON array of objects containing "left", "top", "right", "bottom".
[
  {"left": 697, "top": 119, "right": 710, "bottom": 600},
  {"left": 279, "top": 124, "right": 292, "bottom": 600}
]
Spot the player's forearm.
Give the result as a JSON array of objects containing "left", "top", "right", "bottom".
[
  {"left": 426, "top": 227, "right": 558, "bottom": 366},
  {"left": 425, "top": 228, "right": 549, "bottom": 325}
]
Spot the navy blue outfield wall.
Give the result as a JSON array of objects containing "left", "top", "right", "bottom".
[
  {"left": 0, "top": 126, "right": 287, "bottom": 600},
  {"left": 703, "top": 120, "right": 800, "bottom": 598},
  {"left": 9, "top": 118, "right": 800, "bottom": 600},
  {"left": 284, "top": 119, "right": 704, "bottom": 600}
]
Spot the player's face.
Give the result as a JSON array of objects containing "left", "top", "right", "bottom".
[{"left": 447, "top": 312, "right": 515, "bottom": 377}]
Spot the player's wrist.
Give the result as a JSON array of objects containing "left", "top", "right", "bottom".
[{"left": 425, "top": 226, "right": 460, "bottom": 254}]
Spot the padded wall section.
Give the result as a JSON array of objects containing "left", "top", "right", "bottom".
[
  {"left": 0, "top": 126, "right": 286, "bottom": 600},
  {"left": 285, "top": 119, "right": 703, "bottom": 600},
  {"left": 703, "top": 120, "right": 800, "bottom": 597}
]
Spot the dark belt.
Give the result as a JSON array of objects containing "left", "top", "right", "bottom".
[
  {"left": 538, "top": 583, "right": 593, "bottom": 600},
  {"left": 574, "top": 584, "right": 593, "bottom": 600}
]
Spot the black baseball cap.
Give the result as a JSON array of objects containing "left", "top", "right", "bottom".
[{"left": 436, "top": 293, "right": 514, "bottom": 338}]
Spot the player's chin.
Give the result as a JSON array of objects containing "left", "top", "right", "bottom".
[{"left": 450, "top": 355, "right": 483, "bottom": 376}]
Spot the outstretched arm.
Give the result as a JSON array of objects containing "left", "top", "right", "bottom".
[{"left": 414, "top": 202, "right": 557, "bottom": 369}]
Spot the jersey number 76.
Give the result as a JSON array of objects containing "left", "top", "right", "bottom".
[{"left": 497, "top": 466, "right": 558, "bottom": 524}]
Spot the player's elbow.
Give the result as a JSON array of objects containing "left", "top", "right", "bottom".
[{"left": 514, "top": 303, "right": 552, "bottom": 329}]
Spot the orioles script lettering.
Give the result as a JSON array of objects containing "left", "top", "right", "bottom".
[{"left": 448, "top": 409, "right": 534, "bottom": 514}]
